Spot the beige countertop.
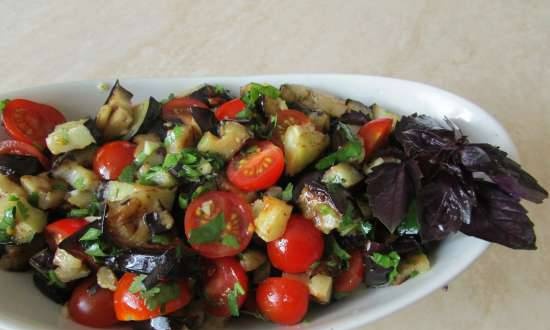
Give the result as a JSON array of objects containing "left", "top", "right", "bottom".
[{"left": 1, "top": 1, "right": 549, "bottom": 329}]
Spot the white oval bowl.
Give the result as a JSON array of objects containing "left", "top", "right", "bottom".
[{"left": 0, "top": 75, "right": 517, "bottom": 330}]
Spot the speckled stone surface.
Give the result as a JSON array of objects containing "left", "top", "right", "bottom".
[{"left": 0, "top": 1, "right": 549, "bottom": 329}]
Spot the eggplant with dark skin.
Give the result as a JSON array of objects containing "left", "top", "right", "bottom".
[
  {"left": 189, "top": 84, "right": 232, "bottom": 108},
  {"left": 29, "top": 249, "right": 73, "bottom": 304},
  {"left": 0, "top": 235, "right": 46, "bottom": 271},
  {"left": 0, "top": 154, "right": 44, "bottom": 177},
  {"left": 136, "top": 97, "right": 162, "bottom": 135},
  {"left": 190, "top": 107, "right": 219, "bottom": 136}
]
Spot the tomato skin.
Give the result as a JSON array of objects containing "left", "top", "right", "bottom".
[
  {"left": 256, "top": 277, "right": 309, "bottom": 325},
  {"left": 68, "top": 277, "right": 118, "bottom": 328},
  {"left": 0, "top": 139, "right": 50, "bottom": 168},
  {"left": 267, "top": 215, "right": 324, "bottom": 273},
  {"left": 226, "top": 141, "right": 285, "bottom": 192},
  {"left": 214, "top": 98, "right": 246, "bottom": 120},
  {"left": 162, "top": 96, "right": 209, "bottom": 121},
  {"left": 184, "top": 191, "right": 254, "bottom": 258},
  {"left": 93, "top": 141, "right": 136, "bottom": 180},
  {"left": 45, "top": 218, "right": 88, "bottom": 249},
  {"left": 358, "top": 118, "right": 393, "bottom": 159},
  {"left": 113, "top": 273, "right": 191, "bottom": 321},
  {"left": 2, "top": 99, "right": 65, "bottom": 148},
  {"left": 204, "top": 257, "right": 249, "bottom": 317},
  {"left": 273, "top": 110, "right": 310, "bottom": 146},
  {"left": 334, "top": 250, "right": 365, "bottom": 293}
]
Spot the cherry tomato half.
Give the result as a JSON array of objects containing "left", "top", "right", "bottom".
[
  {"left": 0, "top": 139, "right": 50, "bottom": 168},
  {"left": 114, "top": 273, "right": 191, "bottom": 321},
  {"left": 162, "top": 96, "right": 209, "bottom": 122},
  {"left": 214, "top": 98, "right": 246, "bottom": 120},
  {"left": 68, "top": 277, "right": 118, "bottom": 328},
  {"left": 267, "top": 215, "right": 324, "bottom": 273},
  {"left": 45, "top": 218, "right": 88, "bottom": 249},
  {"left": 204, "top": 257, "right": 249, "bottom": 317},
  {"left": 272, "top": 110, "right": 310, "bottom": 146},
  {"left": 226, "top": 141, "right": 285, "bottom": 192},
  {"left": 334, "top": 250, "right": 365, "bottom": 293},
  {"left": 2, "top": 99, "right": 65, "bottom": 148},
  {"left": 358, "top": 118, "right": 393, "bottom": 160},
  {"left": 256, "top": 277, "right": 309, "bottom": 325},
  {"left": 93, "top": 141, "right": 136, "bottom": 180},
  {"left": 184, "top": 191, "right": 254, "bottom": 258}
]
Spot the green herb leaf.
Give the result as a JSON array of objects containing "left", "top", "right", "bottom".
[
  {"left": 79, "top": 228, "right": 102, "bottom": 241},
  {"left": 118, "top": 164, "right": 137, "bottom": 183},
  {"left": 84, "top": 242, "right": 108, "bottom": 257},
  {"left": 214, "top": 84, "right": 225, "bottom": 94},
  {"left": 221, "top": 234, "right": 239, "bottom": 248},
  {"left": 52, "top": 182, "right": 67, "bottom": 191},
  {"left": 28, "top": 192, "right": 39, "bottom": 207},
  {"left": 315, "top": 124, "right": 364, "bottom": 170},
  {"left": 327, "top": 236, "right": 351, "bottom": 270},
  {"left": 129, "top": 275, "right": 181, "bottom": 311},
  {"left": 188, "top": 212, "right": 225, "bottom": 245},
  {"left": 16, "top": 200, "right": 29, "bottom": 219},
  {"left": 370, "top": 251, "right": 400, "bottom": 284},
  {"left": 73, "top": 177, "right": 86, "bottom": 190},
  {"left": 241, "top": 83, "right": 280, "bottom": 107},
  {"left": 178, "top": 193, "right": 189, "bottom": 209},
  {"left": 0, "top": 99, "right": 9, "bottom": 114},
  {"left": 281, "top": 183, "right": 294, "bottom": 202},
  {"left": 152, "top": 234, "right": 171, "bottom": 245},
  {"left": 396, "top": 201, "right": 420, "bottom": 235},
  {"left": 68, "top": 208, "right": 90, "bottom": 218},
  {"left": 0, "top": 207, "right": 16, "bottom": 242},
  {"left": 46, "top": 270, "right": 66, "bottom": 288},
  {"left": 161, "top": 93, "right": 176, "bottom": 104},
  {"left": 227, "top": 282, "right": 246, "bottom": 316}
]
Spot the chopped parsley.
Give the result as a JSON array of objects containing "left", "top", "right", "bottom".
[
  {"left": 221, "top": 234, "right": 239, "bottom": 248},
  {"left": 214, "top": 84, "right": 226, "bottom": 94},
  {"left": 281, "top": 183, "right": 294, "bottom": 202},
  {"left": 338, "top": 203, "right": 372, "bottom": 236},
  {"left": 315, "top": 123, "right": 364, "bottom": 170},
  {"left": 227, "top": 282, "right": 246, "bottom": 316},
  {"left": 9, "top": 195, "right": 29, "bottom": 220},
  {"left": 370, "top": 251, "right": 400, "bottom": 284},
  {"left": 162, "top": 149, "right": 224, "bottom": 183},
  {"left": 164, "top": 125, "right": 184, "bottom": 147},
  {"left": 396, "top": 201, "right": 420, "bottom": 235},
  {"left": 161, "top": 93, "right": 176, "bottom": 104},
  {"left": 326, "top": 236, "right": 351, "bottom": 270},
  {"left": 152, "top": 234, "right": 171, "bottom": 245},
  {"left": 79, "top": 228, "right": 102, "bottom": 241},
  {"left": 0, "top": 99, "right": 9, "bottom": 113},
  {"left": 188, "top": 212, "right": 225, "bottom": 245},
  {"left": 46, "top": 270, "right": 66, "bottom": 288},
  {"left": 72, "top": 177, "right": 86, "bottom": 190},
  {"left": 129, "top": 274, "right": 181, "bottom": 311},
  {"left": 28, "top": 192, "right": 39, "bottom": 207},
  {"left": 67, "top": 208, "right": 90, "bottom": 218},
  {"left": 0, "top": 207, "right": 16, "bottom": 242},
  {"left": 118, "top": 164, "right": 137, "bottom": 183}
]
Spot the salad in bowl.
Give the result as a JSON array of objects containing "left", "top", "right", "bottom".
[{"left": 0, "top": 79, "right": 546, "bottom": 329}]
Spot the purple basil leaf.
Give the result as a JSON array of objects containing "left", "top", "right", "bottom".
[
  {"left": 461, "top": 182, "right": 536, "bottom": 250},
  {"left": 418, "top": 173, "right": 475, "bottom": 242},
  {"left": 365, "top": 163, "right": 413, "bottom": 233},
  {"left": 460, "top": 144, "right": 548, "bottom": 203},
  {"left": 394, "top": 114, "right": 460, "bottom": 158}
]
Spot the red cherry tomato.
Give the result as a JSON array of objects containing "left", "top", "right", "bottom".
[
  {"left": 272, "top": 110, "right": 310, "bottom": 146},
  {"left": 358, "top": 118, "right": 393, "bottom": 160},
  {"left": 214, "top": 98, "right": 246, "bottom": 120},
  {"left": 267, "top": 215, "right": 324, "bottom": 273},
  {"left": 334, "top": 250, "right": 365, "bottom": 293},
  {"left": 226, "top": 141, "right": 285, "bottom": 192},
  {"left": 162, "top": 96, "right": 208, "bottom": 121},
  {"left": 256, "top": 277, "right": 309, "bottom": 325},
  {"left": 204, "top": 257, "right": 249, "bottom": 317},
  {"left": 184, "top": 191, "right": 254, "bottom": 258},
  {"left": 45, "top": 218, "right": 88, "bottom": 249},
  {"left": 93, "top": 141, "right": 136, "bottom": 180},
  {"left": 2, "top": 99, "right": 65, "bottom": 148},
  {"left": 0, "top": 140, "right": 50, "bottom": 168},
  {"left": 68, "top": 277, "right": 118, "bottom": 328},
  {"left": 113, "top": 273, "right": 191, "bottom": 321}
]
